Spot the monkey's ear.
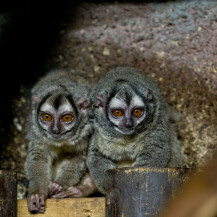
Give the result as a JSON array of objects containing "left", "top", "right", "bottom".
[
  {"left": 145, "top": 89, "right": 154, "bottom": 101},
  {"left": 77, "top": 98, "right": 89, "bottom": 113},
  {"left": 32, "top": 95, "right": 41, "bottom": 105},
  {"left": 92, "top": 95, "right": 104, "bottom": 109}
]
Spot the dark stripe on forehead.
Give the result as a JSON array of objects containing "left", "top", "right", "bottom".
[
  {"left": 66, "top": 94, "right": 78, "bottom": 116},
  {"left": 115, "top": 79, "right": 128, "bottom": 83},
  {"left": 129, "top": 83, "right": 153, "bottom": 133},
  {"left": 129, "top": 83, "right": 149, "bottom": 118},
  {"left": 65, "top": 94, "right": 80, "bottom": 129},
  {"left": 37, "top": 92, "right": 52, "bottom": 114},
  {"left": 107, "top": 87, "right": 118, "bottom": 105},
  {"left": 130, "top": 83, "right": 148, "bottom": 103},
  {"left": 53, "top": 94, "right": 63, "bottom": 109},
  {"left": 37, "top": 92, "right": 52, "bottom": 129},
  {"left": 105, "top": 87, "right": 118, "bottom": 122},
  {"left": 124, "top": 87, "right": 132, "bottom": 106}
]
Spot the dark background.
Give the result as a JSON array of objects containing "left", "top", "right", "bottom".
[{"left": 0, "top": 1, "right": 78, "bottom": 151}]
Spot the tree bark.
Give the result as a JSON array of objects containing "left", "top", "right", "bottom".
[
  {"left": 104, "top": 167, "right": 188, "bottom": 217},
  {"left": 0, "top": 170, "right": 17, "bottom": 217}
]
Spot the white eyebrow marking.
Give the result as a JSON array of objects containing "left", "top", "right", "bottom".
[
  {"left": 109, "top": 97, "right": 127, "bottom": 108},
  {"left": 58, "top": 102, "right": 73, "bottom": 113},
  {"left": 40, "top": 103, "right": 54, "bottom": 112},
  {"left": 130, "top": 95, "right": 144, "bottom": 107}
]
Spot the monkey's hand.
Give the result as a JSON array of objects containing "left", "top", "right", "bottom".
[
  {"left": 51, "top": 186, "right": 82, "bottom": 198},
  {"left": 48, "top": 182, "right": 64, "bottom": 197},
  {"left": 27, "top": 193, "right": 46, "bottom": 214},
  {"left": 51, "top": 174, "right": 96, "bottom": 198}
]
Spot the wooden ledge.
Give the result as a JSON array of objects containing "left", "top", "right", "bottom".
[{"left": 17, "top": 197, "right": 105, "bottom": 217}]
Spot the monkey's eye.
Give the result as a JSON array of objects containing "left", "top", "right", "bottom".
[
  {"left": 41, "top": 113, "right": 52, "bottom": 122},
  {"left": 62, "top": 114, "right": 73, "bottom": 122},
  {"left": 132, "top": 108, "right": 143, "bottom": 117},
  {"left": 112, "top": 109, "right": 124, "bottom": 118}
]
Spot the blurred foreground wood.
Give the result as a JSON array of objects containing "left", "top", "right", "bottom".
[
  {"left": 17, "top": 197, "right": 105, "bottom": 217},
  {"left": 0, "top": 170, "right": 17, "bottom": 217},
  {"left": 159, "top": 153, "right": 217, "bottom": 217},
  {"left": 105, "top": 167, "right": 188, "bottom": 217}
]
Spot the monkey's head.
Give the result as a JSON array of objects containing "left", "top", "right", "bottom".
[
  {"left": 32, "top": 91, "right": 89, "bottom": 141},
  {"left": 92, "top": 79, "right": 155, "bottom": 137}
]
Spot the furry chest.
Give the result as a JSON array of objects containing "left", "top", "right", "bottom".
[
  {"left": 48, "top": 139, "right": 88, "bottom": 159},
  {"left": 97, "top": 136, "right": 143, "bottom": 162}
]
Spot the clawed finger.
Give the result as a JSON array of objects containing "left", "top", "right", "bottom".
[
  {"left": 48, "top": 182, "right": 64, "bottom": 196},
  {"left": 52, "top": 187, "right": 82, "bottom": 198}
]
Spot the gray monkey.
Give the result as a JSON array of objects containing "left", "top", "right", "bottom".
[
  {"left": 25, "top": 69, "right": 95, "bottom": 214},
  {"left": 87, "top": 66, "right": 183, "bottom": 194}
]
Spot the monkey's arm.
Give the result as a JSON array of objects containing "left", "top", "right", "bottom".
[
  {"left": 25, "top": 143, "right": 52, "bottom": 214},
  {"left": 48, "top": 155, "right": 88, "bottom": 198},
  {"left": 133, "top": 122, "right": 170, "bottom": 167},
  {"left": 53, "top": 155, "right": 87, "bottom": 188},
  {"left": 86, "top": 136, "right": 116, "bottom": 194}
]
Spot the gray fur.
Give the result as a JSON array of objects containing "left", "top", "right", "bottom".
[
  {"left": 87, "top": 66, "right": 183, "bottom": 194},
  {"left": 25, "top": 69, "right": 93, "bottom": 197}
]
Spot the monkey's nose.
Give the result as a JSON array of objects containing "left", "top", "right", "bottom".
[
  {"left": 125, "top": 119, "right": 133, "bottom": 128},
  {"left": 52, "top": 125, "right": 61, "bottom": 135}
]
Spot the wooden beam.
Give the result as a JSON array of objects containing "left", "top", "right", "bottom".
[
  {"left": 104, "top": 167, "right": 188, "bottom": 217},
  {"left": 17, "top": 197, "right": 105, "bottom": 217},
  {"left": 0, "top": 170, "right": 17, "bottom": 217}
]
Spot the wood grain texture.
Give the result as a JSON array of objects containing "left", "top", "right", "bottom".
[
  {"left": 17, "top": 197, "right": 105, "bottom": 217},
  {"left": 105, "top": 167, "right": 188, "bottom": 217},
  {"left": 0, "top": 170, "right": 17, "bottom": 217}
]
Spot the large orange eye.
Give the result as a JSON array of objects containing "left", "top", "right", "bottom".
[
  {"left": 62, "top": 114, "right": 73, "bottom": 122},
  {"left": 132, "top": 108, "right": 143, "bottom": 117},
  {"left": 41, "top": 113, "right": 52, "bottom": 122},
  {"left": 112, "top": 109, "right": 124, "bottom": 118}
]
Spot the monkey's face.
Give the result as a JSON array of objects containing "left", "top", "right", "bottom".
[
  {"left": 108, "top": 97, "right": 146, "bottom": 135},
  {"left": 38, "top": 94, "right": 78, "bottom": 140},
  {"left": 107, "top": 88, "right": 147, "bottom": 135}
]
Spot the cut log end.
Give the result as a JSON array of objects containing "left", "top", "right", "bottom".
[{"left": 104, "top": 167, "right": 189, "bottom": 217}]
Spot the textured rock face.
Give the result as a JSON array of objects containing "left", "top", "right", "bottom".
[
  {"left": 52, "top": 1, "right": 217, "bottom": 168},
  {"left": 1, "top": 1, "right": 217, "bottom": 198}
]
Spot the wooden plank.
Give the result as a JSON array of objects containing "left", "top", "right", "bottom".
[
  {"left": 104, "top": 167, "right": 188, "bottom": 217},
  {"left": 0, "top": 170, "right": 17, "bottom": 217},
  {"left": 17, "top": 198, "right": 105, "bottom": 217}
]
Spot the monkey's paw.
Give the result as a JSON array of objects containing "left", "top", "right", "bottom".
[
  {"left": 51, "top": 186, "right": 83, "bottom": 198},
  {"left": 48, "top": 182, "right": 64, "bottom": 197},
  {"left": 28, "top": 193, "right": 46, "bottom": 214}
]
